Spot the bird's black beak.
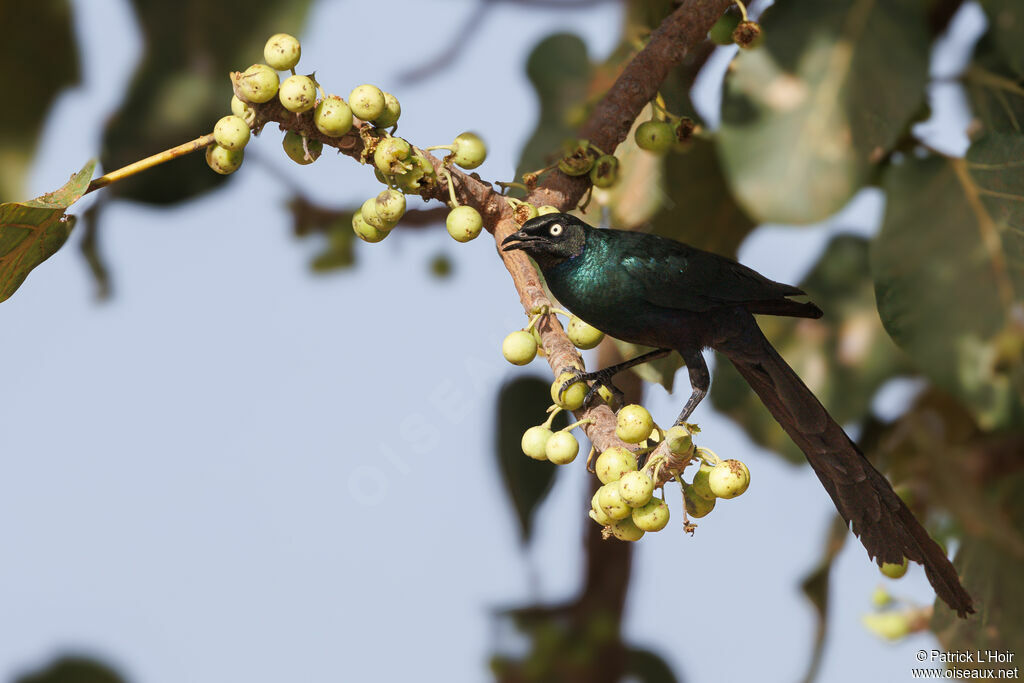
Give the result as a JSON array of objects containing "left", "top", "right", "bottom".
[{"left": 501, "top": 230, "right": 542, "bottom": 252}]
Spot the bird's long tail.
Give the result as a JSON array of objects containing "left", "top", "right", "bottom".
[{"left": 714, "top": 311, "right": 974, "bottom": 617}]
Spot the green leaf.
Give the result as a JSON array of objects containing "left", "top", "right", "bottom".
[
  {"left": 979, "top": 0, "right": 1024, "bottom": 77},
  {"left": 514, "top": 33, "right": 593, "bottom": 185},
  {"left": 718, "top": 0, "right": 930, "bottom": 224},
  {"left": 712, "top": 235, "right": 911, "bottom": 462},
  {"left": 872, "top": 140, "right": 1024, "bottom": 430},
  {"left": 0, "top": 0, "right": 79, "bottom": 202},
  {"left": 965, "top": 33, "right": 1024, "bottom": 137},
  {"left": 495, "top": 376, "right": 564, "bottom": 544},
  {"left": 0, "top": 160, "right": 95, "bottom": 303},
  {"left": 100, "top": 0, "right": 313, "bottom": 205},
  {"left": 624, "top": 647, "right": 679, "bottom": 683},
  {"left": 15, "top": 655, "right": 127, "bottom": 683}
]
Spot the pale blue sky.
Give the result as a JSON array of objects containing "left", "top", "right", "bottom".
[{"left": 2, "top": 1, "right": 982, "bottom": 681}]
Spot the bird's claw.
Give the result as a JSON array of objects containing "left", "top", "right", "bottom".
[{"left": 557, "top": 367, "right": 624, "bottom": 408}]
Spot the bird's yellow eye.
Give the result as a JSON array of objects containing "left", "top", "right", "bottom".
[{"left": 550, "top": 224, "right": 563, "bottom": 237}]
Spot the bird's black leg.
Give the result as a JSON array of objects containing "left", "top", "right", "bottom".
[
  {"left": 673, "top": 349, "right": 710, "bottom": 425},
  {"left": 558, "top": 348, "right": 672, "bottom": 407}
]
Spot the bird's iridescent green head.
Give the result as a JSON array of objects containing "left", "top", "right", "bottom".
[{"left": 501, "top": 212, "right": 587, "bottom": 268}]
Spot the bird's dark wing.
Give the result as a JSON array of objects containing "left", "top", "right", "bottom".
[{"left": 616, "top": 231, "right": 817, "bottom": 316}]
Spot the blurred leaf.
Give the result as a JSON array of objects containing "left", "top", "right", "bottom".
[
  {"left": 515, "top": 33, "right": 593, "bottom": 183},
  {"left": 286, "top": 195, "right": 356, "bottom": 273},
  {"left": 100, "top": 0, "right": 312, "bottom": 205},
  {"left": 14, "top": 654, "right": 127, "bottom": 683},
  {"left": 610, "top": 340, "right": 682, "bottom": 394},
  {"left": 932, "top": 473, "right": 1024, "bottom": 659},
  {"left": 0, "top": 0, "right": 79, "bottom": 202},
  {"left": 0, "top": 160, "right": 95, "bottom": 303},
  {"left": 979, "top": 0, "right": 1024, "bottom": 77},
  {"left": 965, "top": 34, "right": 1024, "bottom": 136},
  {"left": 713, "top": 235, "right": 911, "bottom": 462},
  {"left": 798, "top": 516, "right": 849, "bottom": 683},
  {"left": 79, "top": 202, "right": 111, "bottom": 300},
  {"left": 496, "top": 376, "right": 565, "bottom": 544},
  {"left": 718, "top": 0, "right": 930, "bottom": 224},
  {"left": 624, "top": 648, "right": 679, "bottom": 683},
  {"left": 872, "top": 140, "right": 1024, "bottom": 431}
]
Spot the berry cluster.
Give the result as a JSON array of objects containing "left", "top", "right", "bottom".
[
  {"left": 213, "top": 33, "right": 491, "bottom": 246},
  {"left": 502, "top": 312, "right": 752, "bottom": 542}
]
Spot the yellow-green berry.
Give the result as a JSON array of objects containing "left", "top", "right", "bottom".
[
  {"left": 597, "top": 483, "right": 632, "bottom": 520},
  {"left": 732, "top": 20, "right": 763, "bottom": 49},
  {"left": 446, "top": 206, "right": 483, "bottom": 243},
  {"left": 521, "top": 426, "right": 553, "bottom": 461},
  {"left": 374, "top": 136, "right": 413, "bottom": 175},
  {"left": 234, "top": 64, "right": 279, "bottom": 103},
  {"left": 282, "top": 131, "right": 321, "bottom": 165},
  {"left": 690, "top": 462, "right": 715, "bottom": 500},
  {"left": 708, "top": 459, "right": 750, "bottom": 499},
  {"left": 545, "top": 431, "right": 579, "bottom": 465},
  {"left": 361, "top": 197, "right": 394, "bottom": 231},
  {"left": 264, "top": 33, "right": 301, "bottom": 71},
  {"left": 279, "top": 74, "right": 316, "bottom": 113},
  {"left": 349, "top": 84, "right": 386, "bottom": 121},
  {"left": 550, "top": 371, "right": 587, "bottom": 410},
  {"left": 537, "top": 205, "right": 560, "bottom": 215},
  {"left": 375, "top": 188, "right": 406, "bottom": 224},
  {"left": 618, "top": 470, "right": 654, "bottom": 508},
  {"left": 616, "top": 404, "right": 654, "bottom": 444},
  {"left": 566, "top": 315, "right": 604, "bottom": 350},
  {"left": 683, "top": 485, "right": 716, "bottom": 518},
  {"left": 590, "top": 490, "right": 612, "bottom": 526},
  {"left": 230, "top": 95, "right": 254, "bottom": 121},
  {"left": 632, "top": 498, "right": 670, "bottom": 531},
  {"left": 314, "top": 95, "right": 353, "bottom": 137},
  {"left": 610, "top": 516, "right": 645, "bottom": 541},
  {"left": 861, "top": 613, "right": 911, "bottom": 641},
  {"left": 502, "top": 331, "right": 537, "bottom": 365},
  {"left": 665, "top": 425, "right": 694, "bottom": 455},
  {"left": 880, "top": 557, "right": 909, "bottom": 579},
  {"left": 213, "top": 115, "right": 250, "bottom": 151},
  {"left": 594, "top": 446, "right": 637, "bottom": 484},
  {"left": 634, "top": 120, "right": 674, "bottom": 154},
  {"left": 373, "top": 92, "right": 401, "bottom": 127},
  {"left": 451, "top": 132, "right": 486, "bottom": 169},
  {"left": 205, "top": 144, "right": 243, "bottom": 175},
  {"left": 513, "top": 202, "right": 538, "bottom": 226},
  {"left": 352, "top": 210, "right": 389, "bottom": 243},
  {"left": 589, "top": 155, "right": 619, "bottom": 188}
]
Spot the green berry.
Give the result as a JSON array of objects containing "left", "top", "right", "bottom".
[
  {"left": 597, "top": 483, "right": 632, "bottom": 520},
  {"left": 375, "top": 189, "right": 406, "bottom": 224},
  {"left": 230, "top": 95, "right": 254, "bottom": 121},
  {"left": 594, "top": 446, "right": 638, "bottom": 484},
  {"left": 634, "top": 120, "right": 674, "bottom": 154},
  {"left": 361, "top": 197, "right": 394, "bottom": 231},
  {"left": 683, "top": 485, "right": 716, "bottom": 518},
  {"left": 513, "top": 202, "right": 538, "bottom": 226},
  {"left": 352, "top": 210, "right": 389, "bottom": 243},
  {"left": 590, "top": 490, "right": 612, "bottom": 526},
  {"left": 234, "top": 64, "right": 279, "bottom": 103},
  {"left": 278, "top": 74, "right": 316, "bottom": 113},
  {"left": 451, "top": 132, "right": 486, "bottom": 169},
  {"left": 264, "top": 33, "right": 301, "bottom": 71},
  {"left": 349, "top": 84, "right": 386, "bottom": 121},
  {"left": 373, "top": 92, "right": 401, "bottom": 127},
  {"left": 589, "top": 155, "right": 619, "bottom": 188},
  {"left": 861, "top": 613, "right": 911, "bottom": 641},
  {"left": 545, "top": 431, "right": 579, "bottom": 465},
  {"left": 616, "top": 404, "right": 654, "bottom": 444},
  {"left": 871, "top": 587, "right": 892, "bottom": 608},
  {"left": 502, "top": 330, "right": 538, "bottom": 365},
  {"left": 446, "top": 206, "right": 483, "bottom": 243},
  {"left": 213, "top": 115, "right": 250, "bottom": 151},
  {"left": 610, "top": 516, "right": 645, "bottom": 541},
  {"left": 566, "top": 315, "right": 604, "bottom": 350},
  {"left": 880, "top": 557, "right": 909, "bottom": 579},
  {"left": 665, "top": 425, "right": 694, "bottom": 455},
  {"left": 558, "top": 139, "right": 596, "bottom": 176},
  {"left": 374, "top": 136, "right": 413, "bottom": 175},
  {"left": 708, "top": 459, "right": 750, "bottom": 499},
  {"left": 282, "top": 131, "right": 321, "bottom": 165},
  {"left": 395, "top": 154, "right": 435, "bottom": 193},
  {"left": 550, "top": 372, "right": 586, "bottom": 410},
  {"left": 205, "top": 144, "right": 243, "bottom": 175},
  {"left": 314, "top": 95, "right": 353, "bottom": 137},
  {"left": 632, "top": 498, "right": 670, "bottom": 531},
  {"left": 690, "top": 462, "right": 715, "bottom": 500},
  {"left": 537, "top": 205, "right": 560, "bottom": 215},
  {"left": 521, "top": 426, "right": 553, "bottom": 461},
  {"left": 617, "top": 470, "right": 654, "bottom": 508}
]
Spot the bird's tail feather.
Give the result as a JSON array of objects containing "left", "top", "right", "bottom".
[{"left": 715, "top": 313, "right": 974, "bottom": 617}]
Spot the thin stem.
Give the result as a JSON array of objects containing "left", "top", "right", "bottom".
[
  {"left": 439, "top": 168, "right": 459, "bottom": 206},
  {"left": 735, "top": 0, "right": 748, "bottom": 21},
  {"left": 561, "top": 418, "right": 593, "bottom": 432},
  {"left": 85, "top": 132, "right": 216, "bottom": 194},
  {"left": 542, "top": 406, "right": 565, "bottom": 430}
]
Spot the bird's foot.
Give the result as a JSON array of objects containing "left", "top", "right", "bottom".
[{"left": 558, "top": 366, "right": 624, "bottom": 408}]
